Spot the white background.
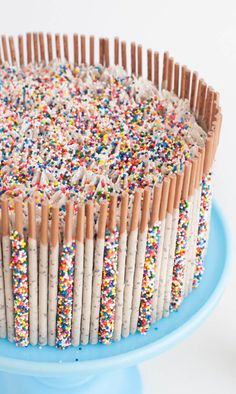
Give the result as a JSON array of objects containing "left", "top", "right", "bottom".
[{"left": 1, "top": 0, "right": 235, "bottom": 392}]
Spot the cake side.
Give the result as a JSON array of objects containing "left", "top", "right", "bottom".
[{"left": 0, "top": 33, "right": 222, "bottom": 348}]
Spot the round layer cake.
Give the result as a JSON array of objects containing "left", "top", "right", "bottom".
[{"left": 0, "top": 33, "right": 221, "bottom": 348}]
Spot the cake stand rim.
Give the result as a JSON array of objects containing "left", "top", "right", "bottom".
[{"left": 0, "top": 201, "right": 230, "bottom": 377}]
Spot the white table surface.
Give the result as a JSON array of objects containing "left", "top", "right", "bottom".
[{"left": 1, "top": 0, "right": 235, "bottom": 392}]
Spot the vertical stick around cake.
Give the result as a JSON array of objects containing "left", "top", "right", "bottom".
[
  {"left": 0, "top": 237, "right": 6, "bottom": 338},
  {"left": 28, "top": 199, "right": 38, "bottom": 345},
  {"left": 163, "top": 173, "right": 184, "bottom": 317},
  {"left": 137, "top": 184, "right": 162, "bottom": 333},
  {"left": 90, "top": 202, "right": 108, "bottom": 344},
  {"left": 39, "top": 201, "right": 49, "bottom": 346},
  {"left": 152, "top": 178, "right": 170, "bottom": 322},
  {"left": 114, "top": 192, "right": 129, "bottom": 341},
  {"left": 81, "top": 201, "right": 94, "bottom": 345},
  {"left": 156, "top": 175, "right": 176, "bottom": 320},
  {"left": 99, "top": 195, "right": 119, "bottom": 344},
  {"left": 11, "top": 198, "right": 29, "bottom": 347},
  {"left": 122, "top": 190, "right": 142, "bottom": 337},
  {"left": 48, "top": 206, "right": 59, "bottom": 346},
  {"left": 1, "top": 200, "right": 14, "bottom": 342},
  {"left": 72, "top": 204, "right": 85, "bottom": 346},
  {"left": 130, "top": 188, "right": 151, "bottom": 334},
  {"left": 56, "top": 201, "right": 75, "bottom": 348}
]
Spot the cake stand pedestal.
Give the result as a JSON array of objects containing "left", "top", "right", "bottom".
[{"left": 0, "top": 204, "right": 229, "bottom": 394}]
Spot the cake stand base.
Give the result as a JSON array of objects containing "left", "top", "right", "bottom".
[
  {"left": 0, "top": 204, "right": 229, "bottom": 394},
  {"left": 0, "top": 367, "right": 142, "bottom": 394}
]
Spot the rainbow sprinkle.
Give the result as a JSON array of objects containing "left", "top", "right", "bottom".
[
  {"left": 171, "top": 200, "right": 190, "bottom": 311},
  {"left": 0, "top": 62, "right": 204, "bottom": 216},
  {"left": 137, "top": 222, "right": 161, "bottom": 333},
  {"left": 193, "top": 173, "right": 212, "bottom": 287},
  {"left": 10, "top": 230, "right": 29, "bottom": 347},
  {"left": 99, "top": 228, "right": 119, "bottom": 344},
  {"left": 56, "top": 243, "right": 75, "bottom": 349}
]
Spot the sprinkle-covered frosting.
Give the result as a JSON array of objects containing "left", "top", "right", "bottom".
[
  {"left": 171, "top": 200, "right": 190, "bottom": 311},
  {"left": 137, "top": 221, "right": 161, "bottom": 333},
  {"left": 193, "top": 173, "right": 212, "bottom": 287},
  {"left": 0, "top": 58, "right": 215, "bottom": 349},
  {"left": 56, "top": 243, "right": 75, "bottom": 349},
  {"left": 0, "top": 62, "right": 206, "bottom": 219},
  {"left": 10, "top": 230, "right": 29, "bottom": 346},
  {"left": 99, "top": 227, "right": 119, "bottom": 344}
]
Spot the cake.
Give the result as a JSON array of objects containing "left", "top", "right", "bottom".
[{"left": 0, "top": 33, "right": 222, "bottom": 349}]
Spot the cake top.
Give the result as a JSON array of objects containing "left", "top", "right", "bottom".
[{"left": 0, "top": 62, "right": 206, "bottom": 214}]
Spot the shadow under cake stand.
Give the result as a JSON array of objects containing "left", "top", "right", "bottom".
[{"left": 0, "top": 203, "right": 229, "bottom": 394}]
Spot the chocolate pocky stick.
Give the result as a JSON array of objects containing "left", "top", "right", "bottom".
[
  {"left": 72, "top": 204, "right": 85, "bottom": 346},
  {"left": 39, "top": 202, "right": 49, "bottom": 346}
]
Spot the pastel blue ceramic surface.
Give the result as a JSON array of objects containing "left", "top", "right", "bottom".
[{"left": 0, "top": 203, "right": 229, "bottom": 394}]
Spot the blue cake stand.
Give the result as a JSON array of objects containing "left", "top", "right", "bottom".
[{"left": 0, "top": 203, "right": 229, "bottom": 394}]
